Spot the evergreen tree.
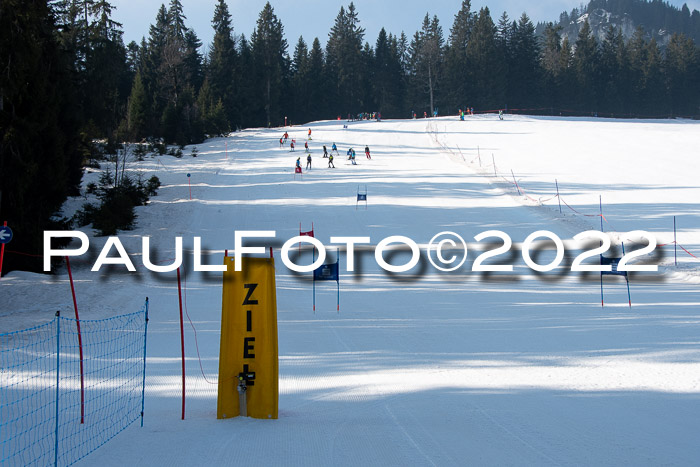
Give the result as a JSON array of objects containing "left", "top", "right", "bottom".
[
  {"left": 237, "top": 34, "right": 255, "bottom": 128},
  {"left": 495, "top": 12, "right": 512, "bottom": 109},
  {"left": 326, "top": 3, "right": 366, "bottom": 116},
  {"left": 558, "top": 37, "right": 575, "bottom": 110},
  {"left": 642, "top": 37, "right": 665, "bottom": 115},
  {"left": 541, "top": 23, "right": 564, "bottom": 110},
  {"left": 627, "top": 26, "right": 647, "bottom": 112},
  {"left": 291, "top": 36, "right": 310, "bottom": 122},
  {"left": 664, "top": 33, "right": 700, "bottom": 116},
  {"left": 445, "top": 1, "right": 475, "bottom": 112},
  {"left": 374, "top": 29, "right": 404, "bottom": 117},
  {"left": 63, "top": 0, "right": 132, "bottom": 139},
  {"left": 409, "top": 13, "right": 444, "bottom": 116},
  {"left": 251, "top": 2, "right": 288, "bottom": 127},
  {"left": 208, "top": 0, "right": 237, "bottom": 128},
  {"left": 573, "top": 20, "right": 599, "bottom": 112},
  {"left": 0, "top": 0, "right": 83, "bottom": 272},
  {"left": 465, "top": 7, "right": 505, "bottom": 109},
  {"left": 307, "top": 38, "right": 327, "bottom": 121},
  {"left": 359, "top": 41, "right": 375, "bottom": 111},
  {"left": 599, "top": 26, "right": 627, "bottom": 114},
  {"left": 161, "top": 0, "right": 189, "bottom": 105},
  {"left": 127, "top": 71, "right": 150, "bottom": 139},
  {"left": 509, "top": 13, "right": 541, "bottom": 109},
  {"left": 183, "top": 29, "right": 203, "bottom": 92}
]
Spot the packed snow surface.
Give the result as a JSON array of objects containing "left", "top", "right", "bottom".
[{"left": 2, "top": 115, "right": 700, "bottom": 465}]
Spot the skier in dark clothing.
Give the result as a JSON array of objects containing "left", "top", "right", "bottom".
[
  {"left": 365, "top": 145, "right": 371, "bottom": 159},
  {"left": 328, "top": 153, "right": 335, "bottom": 168},
  {"left": 323, "top": 145, "right": 328, "bottom": 158},
  {"left": 306, "top": 154, "right": 312, "bottom": 170}
]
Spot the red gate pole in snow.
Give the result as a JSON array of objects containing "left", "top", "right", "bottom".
[
  {"left": 65, "top": 256, "right": 85, "bottom": 424},
  {"left": 187, "top": 174, "right": 192, "bottom": 200},
  {"left": 177, "top": 267, "right": 186, "bottom": 420}
]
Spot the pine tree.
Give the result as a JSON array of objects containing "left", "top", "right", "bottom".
[
  {"left": 208, "top": 0, "right": 236, "bottom": 127},
  {"left": 326, "top": 3, "right": 366, "bottom": 116},
  {"left": 541, "top": 23, "right": 564, "bottom": 110},
  {"left": 291, "top": 36, "right": 310, "bottom": 122},
  {"left": 161, "top": 0, "right": 189, "bottom": 105},
  {"left": 127, "top": 71, "right": 150, "bottom": 139},
  {"left": 143, "top": 4, "right": 170, "bottom": 133},
  {"left": 627, "top": 26, "right": 647, "bottom": 112},
  {"left": 251, "top": 2, "right": 288, "bottom": 127},
  {"left": 409, "top": 14, "right": 444, "bottom": 116},
  {"left": 465, "top": 7, "right": 505, "bottom": 109},
  {"left": 307, "top": 38, "right": 327, "bottom": 121},
  {"left": 374, "top": 29, "right": 404, "bottom": 117},
  {"left": 573, "top": 20, "right": 599, "bottom": 112},
  {"left": 237, "top": 34, "right": 255, "bottom": 128},
  {"left": 642, "top": 37, "right": 665, "bottom": 116},
  {"left": 70, "top": 0, "right": 131, "bottom": 138},
  {"left": 509, "top": 13, "right": 541, "bottom": 109},
  {"left": 664, "top": 33, "right": 700, "bottom": 116},
  {"left": 0, "top": 0, "right": 83, "bottom": 272},
  {"left": 445, "top": 1, "right": 475, "bottom": 112},
  {"left": 183, "top": 29, "right": 203, "bottom": 92},
  {"left": 599, "top": 26, "right": 627, "bottom": 114}
]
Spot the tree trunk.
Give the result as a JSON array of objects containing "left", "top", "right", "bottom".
[{"left": 428, "top": 62, "right": 434, "bottom": 116}]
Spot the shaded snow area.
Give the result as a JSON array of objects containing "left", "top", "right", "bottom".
[{"left": 2, "top": 115, "right": 700, "bottom": 465}]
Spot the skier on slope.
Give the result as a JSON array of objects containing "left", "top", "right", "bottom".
[
  {"left": 283, "top": 131, "right": 288, "bottom": 142},
  {"left": 323, "top": 145, "right": 328, "bottom": 158},
  {"left": 279, "top": 137, "right": 284, "bottom": 147},
  {"left": 296, "top": 157, "right": 301, "bottom": 170},
  {"left": 306, "top": 154, "right": 312, "bottom": 170},
  {"left": 290, "top": 140, "right": 295, "bottom": 151},
  {"left": 332, "top": 143, "right": 338, "bottom": 155},
  {"left": 365, "top": 145, "right": 371, "bottom": 159},
  {"left": 328, "top": 153, "right": 335, "bottom": 168},
  {"left": 308, "top": 128, "right": 312, "bottom": 140}
]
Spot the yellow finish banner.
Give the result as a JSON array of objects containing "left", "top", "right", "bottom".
[{"left": 217, "top": 256, "right": 278, "bottom": 420}]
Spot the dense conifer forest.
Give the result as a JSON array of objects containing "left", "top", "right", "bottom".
[{"left": 1, "top": 0, "right": 698, "bottom": 271}]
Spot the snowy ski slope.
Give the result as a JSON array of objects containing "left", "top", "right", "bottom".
[{"left": 2, "top": 114, "right": 700, "bottom": 465}]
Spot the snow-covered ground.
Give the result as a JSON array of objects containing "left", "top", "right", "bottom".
[{"left": 2, "top": 115, "right": 700, "bottom": 465}]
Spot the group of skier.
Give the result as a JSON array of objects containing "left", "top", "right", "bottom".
[{"left": 284, "top": 129, "right": 371, "bottom": 172}]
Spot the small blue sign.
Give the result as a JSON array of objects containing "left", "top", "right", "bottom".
[
  {"left": 314, "top": 262, "right": 339, "bottom": 282},
  {"left": 0, "top": 225, "right": 13, "bottom": 244},
  {"left": 601, "top": 256, "right": 626, "bottom": 276}
]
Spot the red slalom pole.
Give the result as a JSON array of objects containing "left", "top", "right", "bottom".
[
  {"left": 65, "top": 256, "right": 85, "bottom": 424},
  {"left": 177, "top": 267, "right": 186, "bottom": 420},
  {"left": 187, "top": 174, "right": 192, "bottom": 200}
]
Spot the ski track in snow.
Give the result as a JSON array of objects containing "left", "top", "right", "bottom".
[{"left": 2, "top": 115, "right": 700, "bottom": 466}]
